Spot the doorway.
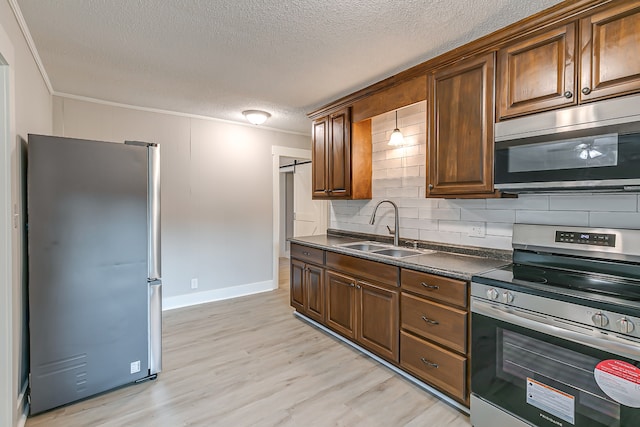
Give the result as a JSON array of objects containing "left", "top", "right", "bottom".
[
  {"left": 279, "top": 159, "right": 328, "bottom": 257},
  {"left": 272, "top": 147, "right": 327, "bottom": 289}
]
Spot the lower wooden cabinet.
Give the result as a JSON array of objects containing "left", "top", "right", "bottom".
[
  {"left": 290, "top": 258, "right": 325, "bottom": 323},
  {"left": 290, "top": 246, "right": 470, "bottom": 406},
  {"left": 325, "top": 270, "right": 399, "bottom": 362},
  {"left": 400, "top": 331, "right": 467, "bottom": 401},
  {"left": 325, "top": 270, "right": 356, "bottom": 338}
]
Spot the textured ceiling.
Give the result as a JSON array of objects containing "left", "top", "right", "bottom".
[{"left": 16, "top": 0, "right": 563, "bottom": 134}]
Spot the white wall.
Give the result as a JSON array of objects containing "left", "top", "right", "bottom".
[
  {"left": 330, "top": 101, "right": 640, "bottom": 250},
  {"left": 53, "top": 96, "right": 310, "bottom": 308},
  {"left": 1, "top": 1, "right": 53, "bottom": 426}
]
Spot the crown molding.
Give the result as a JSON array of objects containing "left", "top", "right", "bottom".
[{"left": 8, "top": 0, "right": 53, "bottom": 94}]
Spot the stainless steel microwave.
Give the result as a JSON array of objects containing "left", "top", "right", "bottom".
[{"left": 494, "top": 94, "right": 640, "bottom": 193}]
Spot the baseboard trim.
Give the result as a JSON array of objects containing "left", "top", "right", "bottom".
[
  {"left": 162, "top": 280, "right": 274, "bottom": 311},
  {"left": 293, "top": 311, "right": 470, "bottom": 416},
  {"left": 16, "top": 381, "right": 28, "bottom": 427}
]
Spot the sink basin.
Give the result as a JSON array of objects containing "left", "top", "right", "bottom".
[
  {"left": 335, "top": 241, "right": 436, "bottom": 258},
  {"left": 372, "top": 248, "right": 425, "bottom": 258},
  {"left": 339, "top": 242, "right": 388, "bottom": 252}
]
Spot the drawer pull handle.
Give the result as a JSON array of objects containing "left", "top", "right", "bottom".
[
  {"left": 420, "top": 358, "right": 439, "bottom": 368},
  {"left": 302, "top": 251, "right": 310, "bottom": 256},
  {"left": 421, "top": 282, "right": 439, "bottom": 290},
  {"left": 421, "top": 315, "right": 439, "bottom": 325}
]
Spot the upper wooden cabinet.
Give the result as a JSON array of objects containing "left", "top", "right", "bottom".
[
  {"left": 498, "top": 1, "right": 640, "bottom": 120},
  {"left": 579, "top": 1, "right": 640, "bottom": 103},
  {"left": 427, "top": 53, "right": 496, "bottom": 197},
  {"left": 497, "top": 23, "right": 577, "bottom": 119},
  {"left": 312, "top": 108, "right": 372, "bottom": 200}
]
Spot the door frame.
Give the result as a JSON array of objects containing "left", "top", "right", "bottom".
[
  {"left": 272, "top": 146, "right": 312, "bottom": 289},
  {"left": 0, "top": 23, "right": 16, "bottom": 427}
]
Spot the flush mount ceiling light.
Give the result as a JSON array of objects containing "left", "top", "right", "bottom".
[
  {"left": 242, "top": 110, "right": 271, "bottom": 125},
  {"left": 388, "top": 110, "right": 404, "bottom": 146}
]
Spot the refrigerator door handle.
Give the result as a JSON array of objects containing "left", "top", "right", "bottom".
[
  {"left": 147, "top": 144, "right": 161, "bottom": 280},
  {"left": 149, "top": 280, "right": 162, "bottom": 374}
]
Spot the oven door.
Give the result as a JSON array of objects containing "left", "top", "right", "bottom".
[{"left": 471, "top": 299, "right": 640, "bottom": 427}]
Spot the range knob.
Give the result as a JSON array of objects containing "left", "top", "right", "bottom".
[
  {"left": 591, "top": 312, "right": 609, "bottom": 327},
  {"left": 486, "top": 288, "right": 499, "bottom": 300},
  {"left": 618, "top": 318, "right": 635, "bottom": 334},
  {"left": 501, "top": 291, "right": 514, "bottom": 303}
]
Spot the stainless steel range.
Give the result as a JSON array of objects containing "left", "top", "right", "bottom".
[{"left": 470, "top": 224, "right": 640, "bottom": 427}]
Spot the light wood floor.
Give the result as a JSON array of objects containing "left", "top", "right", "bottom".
[{"left": 26, "top": 259, "right": 471, "bottom": 426}]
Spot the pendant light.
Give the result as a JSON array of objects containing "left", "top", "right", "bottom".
[{"left": 388, "top": 110, "right": 404, "bottom": 146}]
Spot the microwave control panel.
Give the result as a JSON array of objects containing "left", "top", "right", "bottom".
[{"left": 555, "top": 231, "right": 616, "bottom": 247}]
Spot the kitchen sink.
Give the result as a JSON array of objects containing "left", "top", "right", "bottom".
[
  {"left": 335, "top": 241, "right": 435, "bottom": 258},
  {"left": 372, "top": 248, "right": 428, "bottom": 258},
  {"left": 339, "top": 242, "right": 388, "bottom": 252}
]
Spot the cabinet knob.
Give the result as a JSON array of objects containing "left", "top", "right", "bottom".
[
  {"left": 581, "top": 87, "right": 591, "bottom": 95},
  {"left": 428, "top": 184, "right": 434, "bottom": 190},
  {"left": 356, "top": 284, "right": 361, "bottom": 289},
  {"left": 420, "top": 282, "right": 439, "bottom": 291},
  {"left": 348, "top": 283, "right": 356, "bottom": 288},
  {"left": 564, "top": 91, "right": 573, "bottom": 99},
  {"left": 420, "top": 357, "right": 439, "bottom": 368},
  {"left": 421, "top": 315, "right": 439, "bottom": 325}
]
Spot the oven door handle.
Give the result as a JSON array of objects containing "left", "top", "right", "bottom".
[{"left": 472, "top": 299, "right": 640, "bottom": 361}]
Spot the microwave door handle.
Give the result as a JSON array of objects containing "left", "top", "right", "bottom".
[{"left": 472, "top": 299, "right": 640, "bottom": 362}]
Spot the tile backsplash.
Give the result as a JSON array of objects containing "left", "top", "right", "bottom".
[{"left": 329, "top": 101, "right": 640, "bottom": 250}]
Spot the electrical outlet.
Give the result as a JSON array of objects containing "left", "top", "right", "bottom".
[
  {"left": 191, "top": 278, "right": 198, "bottom": 289},
  {"left": 469, "top": 224, "right": 486, "bottom": 237}
]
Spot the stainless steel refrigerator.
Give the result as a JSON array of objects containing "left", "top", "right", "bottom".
[{"left": 27, "top": 134, "right": 162, "bottom": 414}]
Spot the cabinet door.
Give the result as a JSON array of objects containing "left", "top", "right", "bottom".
[
  {"left": 357, "top": 280, "right": 399, "bottom": 362},
  {"left": 428, "top": 53, "right": 495, "bottom": 196},
  {"left": 312, "top": 117, "right": 329, "bottom": 198},
  {"left": 327, "top": 108, "right": 351, "bottom": 198},
  {"left": 305, "top": 264, "right": 325, "bottom": 323},
  {"left": 497, "top": 23, "right": 576, "bottom": 119},
  {"left": 580, "top": 2, "right": 640, "bottom": 103},
  {"left": 325, "top": 270, "right": 356, "bottom": 338},
  {"left": 290, "top": 259, "right": 305, "bottom": 312}
]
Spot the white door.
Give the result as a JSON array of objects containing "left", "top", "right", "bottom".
[{"left": 293, "top": 163, "right": 327, "bottom": 237}]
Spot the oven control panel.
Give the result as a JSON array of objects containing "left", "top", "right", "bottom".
[
  {"left": 471, "top": 282, "right": 640, "bottom": 339},
  {"left": 555, "top": 231, "right": 616, "bottom": 247}
]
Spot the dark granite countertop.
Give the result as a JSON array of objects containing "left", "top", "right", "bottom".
[{"left": 289, "top": 233, "right": 511, "bottom": 281}]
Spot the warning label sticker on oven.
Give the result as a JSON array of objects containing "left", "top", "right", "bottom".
[
  {"left": 594, "top": 359, "right": 640, "bottom": 408},
  {"left": 526, "top": 377, "right": 575, "bottom": 425}
]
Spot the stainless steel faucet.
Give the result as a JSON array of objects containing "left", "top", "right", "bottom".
[{"left": 369, "top": 200, "right": 400, "bottom": 246}]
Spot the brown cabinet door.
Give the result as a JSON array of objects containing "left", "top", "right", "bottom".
[
  {"left": 312, "top": 117, "right": 329, "bottom": 198},
  {"left": 428, "top": 53, "right": 495, "bottom": 196},
  {"left": 357, "top": 280, "right": 399, "bottom": 363},
  {"left": 290, "top": 258, "right": 305, "bottom": 312},
  {"left": 328, "top": 108, "right": 351, "bottom": 198},
  {"left": 497, "top": 23, "right": 577, "bottom": 119},
  {"left": 305, "top": 264, "right": 325, "bottom": 323},
  {"left": 580, "top": 2, "right": 640, "bottom": 103},
  {"left": 325, "top": 270, "right": 356, "bottom": 338}
]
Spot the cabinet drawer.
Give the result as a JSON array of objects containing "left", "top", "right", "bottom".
[
  {"left": 401, "top": 293, "right": 467, "bottom": 353},
  {"left": 400, "top": 331, "right": 466, "bottom": 401},
  {"left": 291, "top": 243, "right": 324, "bottom": 265},
  {"left": 401, "top": 269, "right": 467, "bottom": 308},
  {"left": 326, "top": 252, "right": 398, "bottom": 287}
]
